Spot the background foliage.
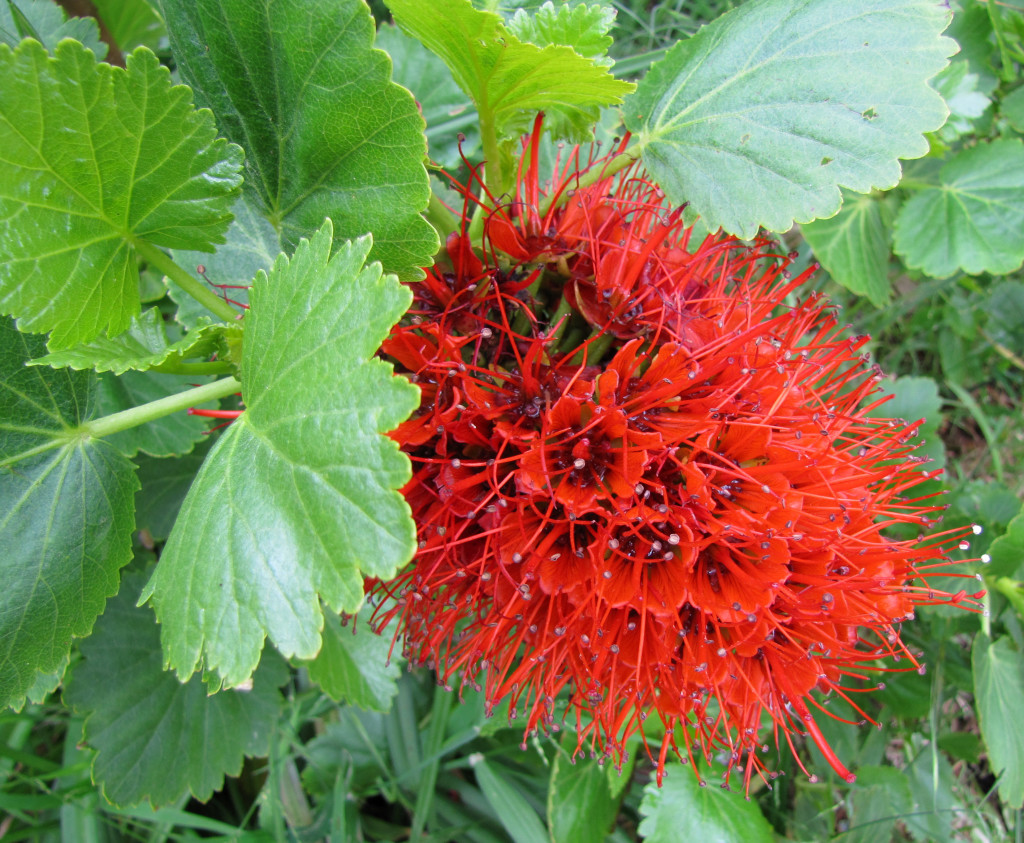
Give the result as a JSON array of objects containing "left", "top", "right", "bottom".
[{"left": 1, "top": 0, "right": 1023, "bottom": 840}]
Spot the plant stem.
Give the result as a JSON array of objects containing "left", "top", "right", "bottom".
[
  {"left": 81, "top": 376, "right": 242, "bottom": 440},
  {"left": 134, "top": 239, "right": 242, "bottom": 324},
  {"left": 150, "top": 360, "right": 236, "bottom": 376},
  {"left": 479, "top": 109, "right": 503, "bottom": 205}
]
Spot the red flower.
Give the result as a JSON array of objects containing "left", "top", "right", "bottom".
[{"left": 369, "top": 119, "right": 980, "bottom": 788}]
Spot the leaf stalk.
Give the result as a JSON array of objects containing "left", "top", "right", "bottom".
[
  {"left": 133, "top": 240, "right": 242, "bottom": 324},
  {"left": 81, "top": 376, "right": 242, "bottom": 440}
]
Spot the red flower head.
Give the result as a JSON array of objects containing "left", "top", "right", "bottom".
[{"left": 369, "top": 117, "right": 981, "bottom": 788}]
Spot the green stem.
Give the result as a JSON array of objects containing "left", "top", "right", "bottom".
[
  {"left": 1, "top": 376, "right": 242, "bottom": 469},
  {"left": 569, "top": 329, "right": 615, "bottom": 365},
  {"left": 538, "top": 142, "right": 643, "bottom": 219},
  {"left": 81, "top": 376, "right": 241, "bottom": 440},
  {"left": 134, "top": 239, "right": 241, "bottom": 324},
  {"left": 479, "top": 108, "right": 504, "bottom": 207},
  {"left": 466, "top": 108, "right": 503, "bottom": 245},
  {"left": 546, "top": 294, "right": 576, "bottom": 349},
  {"left": 150, "top": 360, "right": 236, "bottom": 376}
]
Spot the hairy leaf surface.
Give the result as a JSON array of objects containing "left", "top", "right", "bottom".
[
  {"left": 625, "top": 0, "right": 953, "bottom": 237},
  {"left": 142, "top": 223, "right": 418, "bottom": 686},
  {"left": 0, "top": 41, "right": 243, "bottom": 349}
]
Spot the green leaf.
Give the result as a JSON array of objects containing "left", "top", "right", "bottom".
[
  {"left": 801, "top": 191, "right": 892, "bottom": 306},
  {"left": 987, "top": 503, "right": 1024, "bottom": 578},
  {"left": 160, "top": 0, "right": 437, "bottom": 280},
  {"left": 93, "top": 370, "right": 214, "bottom": 458},
  {"left": 142, "top": 223, "right": 418, "bottom": 686},
  {"left": 0, "top": 0, "right": 107, "bottom": 57},
  {"left": 931, "top": 59, "right": 990, "bottom": 139},
  {"left": 507, "top": 1, "right": 616, "bottom": 64},
  {"left": 386, "top": 0, "right": 634, "bottom": 142},
  {"left": 547, "top": 750, "right": 617, "bottom": 843},
  {"left": 872, "top": 375, "right": 942, "bottom": 434},
  {"left": 303, "top": 609, "right": 402, "bottom": 712},
  {"left": 903, "top": 742, "right": 967, "bottom": 842},
  {"left": 637, "top": 764, "right": 774, "bottom": 843},
  {"left": 947, "top": 0, "right": 998, "bottom": 96},
  {"left": 11, "top": 652, "right": 69, "bottom": 712},
  {"left": 1004, "top": 85, "right": 1024, "bottom": 134},
  {"left": 471, "top": 755, "right": 549, "bottom": 843},
  {"left": 0, "top": 41, "right": 243, "bottom": 350},
  {"left": 30, "top": 307, "right": 237, "bottom": 375},
  {"left": 375, "top": 24, "right": 480, "bottom": 170},
  {"left": 91, "top": 0, "right": 165, "bottom": 51},
  {"left": 65, "top": 571, "right": 287, "bottom": 807},
  {"left": 973, "top": 635, "right": 1024, "bottom": 809},
  {"left": 134, "top": 442, "right": 211, "bottom": 542},
  {"left": 837, "top": 766, "right": 913, "bottom": 843},
  {"left": 624, "top": 0, "right": 953, "bottom": 237},
  {"left": 985, "top": 281, "right": 1024, "bottom": 354},
  {"left": 0, "top": 317, "right": 138, "bottom": 709},
  {"left": 893, "top": 139, "right": 1024, "bottom": 277}
]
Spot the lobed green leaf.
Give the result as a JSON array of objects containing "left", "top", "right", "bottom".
[
  {"left": 65, "top": 571, "right": 287, "bottom": 807},
  {"left": 637, "top": 764, "right": 774, "bottom": 843},
  {"left": 507, "top": 1, "right": 617, "bottom": 65},
  {"left": 0, "top": 0, "right": 106, "bottom": 57},
  {"left": 0, "top": 317, "right": 138, "bottom": 709},
  {"left": 303, "top": 609, "right": 403, "bottom": 712},
  {"left": 893, "top": 139, "right": 1024, "bottom": 277},
  {"left": 161, "top": 0, "right": 438, "bottom": 279},
  {"left": 625, "top": 0, "right": 954, "bottom": 237},
  {"left": 973, "top": 635, "right": 1024, "bottom": 809},
  {"left": 31, "top": 307, "right": 238, "bottom": 375},
  {"left": 0, "top": 40, "right": 243, "bottom": 349},
  {"left": 142, "top": 222, "right": 419, "bottom": 687},
  {"left": 386, "top": 0, "right": 634, "bottom": 143},
  {"left": 375, "top": 24, "right": 480, "bottom": 170},
  {"left": 801, "top": 191, "right": 893, "bottom": 306}
]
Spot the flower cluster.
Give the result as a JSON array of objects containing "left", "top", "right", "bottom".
[{"left": 369, "top": 118, "right": 979, "bottom": 787}]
